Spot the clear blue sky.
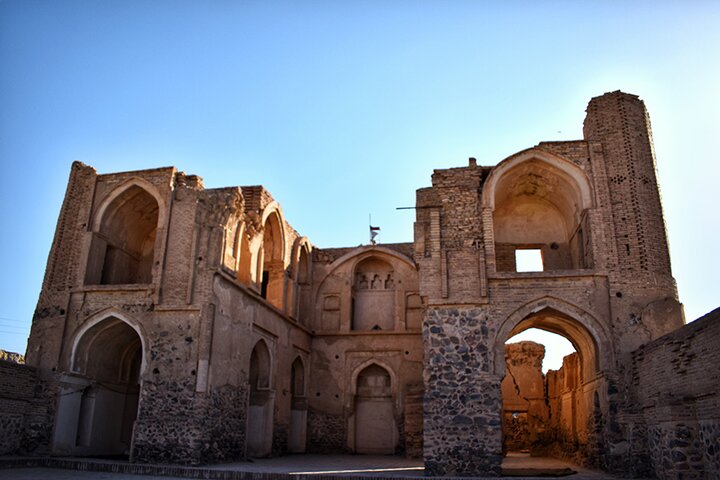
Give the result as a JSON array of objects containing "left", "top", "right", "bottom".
[{"left": 1, "top": 1, "right": 718, "bottom": 356}]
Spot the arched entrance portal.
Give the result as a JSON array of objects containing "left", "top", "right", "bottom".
[
  {"left": 54, "top": 316, "right": 143, "bottom": 458},
  {"left": 498, "top": 305, "right": 606, "bottom": 464},
  {"left": 354, "top": 364, "right": 396, "bottom": 454}
]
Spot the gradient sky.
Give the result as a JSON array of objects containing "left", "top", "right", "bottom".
[{"left": 1, "top": 1, "right": 718, "bottom": 361}]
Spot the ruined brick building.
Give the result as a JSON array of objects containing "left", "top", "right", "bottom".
[{"left": 7, "top": 91, "right": 719, "bottom": 478}]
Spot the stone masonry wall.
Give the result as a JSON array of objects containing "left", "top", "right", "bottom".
[
  {"left": 0, "top": 361, "right": 56, "bottom": 456},
  {"left": 423, "top": 307, "right": 502, "bottom": 476}
]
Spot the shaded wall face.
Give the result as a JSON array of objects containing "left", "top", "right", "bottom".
[
  {"left": 308, "top": 248, "right": 423, "bottom": 456},
  {"left": 54, "top": 318, "right": 142, "bottom": 458},
  {"left": 619, "top": 309, "right": 720, "bottom": 478}
]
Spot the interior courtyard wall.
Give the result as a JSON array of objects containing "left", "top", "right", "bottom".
[{"left": 306, "top": 245, "right": 423, "bottom": 455}]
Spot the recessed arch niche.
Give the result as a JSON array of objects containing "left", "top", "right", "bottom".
[
  {"left": 86, "top": 184, "right": 160, "bottom": 285},
  {"left": 54, "top": 316, "right": 144, "bottom": 458},
  {"left": 354, "top": 363, "right": 396, "bottom": 454},
  {"left": 484, "top": 151, "right": 593, "bottom": 272},
  {"left": 258, "top": 208, "right": 286, "bottom": 309},
  {"left": 352, "top": 256, "right": 395, "bottom": 331},
  {"left": 247, "top": 339, "right": 274, "bottom": 457},
  {"left": 288, "top": 356, "right": 307, "bottom": 453}
]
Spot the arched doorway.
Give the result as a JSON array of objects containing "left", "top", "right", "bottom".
[
  {"left": 288, "top": 357, "right": 307, "bottom": 453},
  {"left": 354, "top": 364, "right": 396, "bottom": 454},
  {"left": 498, "top": 306, "right": 605, "bottom": 465},
  {"left": 54, "top": 316, "right": 143, "bottom": 458},
  {"left": 247, "top": 340, "right": 274, "bottom": 457}
]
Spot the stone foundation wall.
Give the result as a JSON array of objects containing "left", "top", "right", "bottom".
[
  {"left": 306, "top": 409, "right": 347, "bottom": 453},
  {"left": 622, "top": 307, "right": 720, "bottom": 479},
  {"left": 0, "top": 361, "right": 56, "bottom": 455},
  {"left": 133, "top": 379, "right": 249, "bottom": 465},
  {"left": 423, "top": 307, "right": 502, "bottom": 476}
]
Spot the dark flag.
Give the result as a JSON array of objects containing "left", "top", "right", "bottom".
[{"left": 370, "top": 225, "right": 380, "bottom": 245}]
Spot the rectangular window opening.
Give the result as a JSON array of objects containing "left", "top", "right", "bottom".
[{"left": 515, "top": 248, "right": 544, "bottom": 272}]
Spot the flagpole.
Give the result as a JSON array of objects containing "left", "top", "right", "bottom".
[{"left": 369, "top": 214, "right": 371, "bottom": 244}]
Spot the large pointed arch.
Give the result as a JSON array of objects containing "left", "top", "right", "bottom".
[
  {"left": 92, "top": 177, "right": 166, "bottom": 231},
  {"left": 482, "top": 148, "right": 595, "bottom": 271},
  {"left": 57, "top": 308, "right": 146, "bottom": 458},
  {"left": 493, "top": 296, "right": 612, "bottom": 381},
  {"left": 70, "top": 308, "right": 148, "bottom": 376},
  {"left": 481, "top": 148, "right": 594, "bottom": 212},
  {"left": 86, "top": 178, "right": 165, "bottom": 285},
  {"left": 313, "top": 246, "right": 416, "bottom": 297}
]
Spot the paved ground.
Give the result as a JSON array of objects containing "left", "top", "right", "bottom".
[{"left": 1, "top": 454, "right": 624, "bottom": 479}]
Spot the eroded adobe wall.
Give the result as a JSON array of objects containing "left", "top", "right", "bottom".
[
  {"left": 619, "top": 308, "right": 720, "bottom": 479},
  {"left": 501, "top": 342, "right": 548, "bottom": 453}
]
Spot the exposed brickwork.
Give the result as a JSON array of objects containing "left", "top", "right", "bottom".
[
  {"left": 415, "top": 91, "right": 689, "bottom": 476},
  {"left": 10, "top": 91, "right": 715, "bottom": 480},
  {"left": 620, "top": 308, "right": 720, "bottom": 478}
]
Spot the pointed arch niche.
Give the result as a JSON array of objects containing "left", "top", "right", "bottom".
[
  {"left": 483, "top": 151, "right": 594, "bottom": 272},
  {"left": 86, "top": 183, "right": 160, "bottom": 285},
  {"left": 288, "top": 238, "right": 312, "bottom": 324},
  {"left": 288, "top": 356, "right": 307, "bottom": 453},
  {"left": 353, "top": 363, "right": 396, "bottom": 454},
  {"left": 258, "top": 208, "right": 286, "bottom": 309},
  {"left": 53, "top": 315, "right": 144, "bottom": 458},
  {"left": 247, "top": 340, "right": 274, "bottom": 457},
  {"left": 352, "top": 257, "right": 395, "bottom": 331}
]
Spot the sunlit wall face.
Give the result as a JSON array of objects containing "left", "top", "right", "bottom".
[{"left": 506, "top": 328, "right": 575, "bottom": 372}]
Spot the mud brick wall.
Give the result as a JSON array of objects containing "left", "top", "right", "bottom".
[{"left": 627, "top": 307, "right": 720, "bottom": 479}]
